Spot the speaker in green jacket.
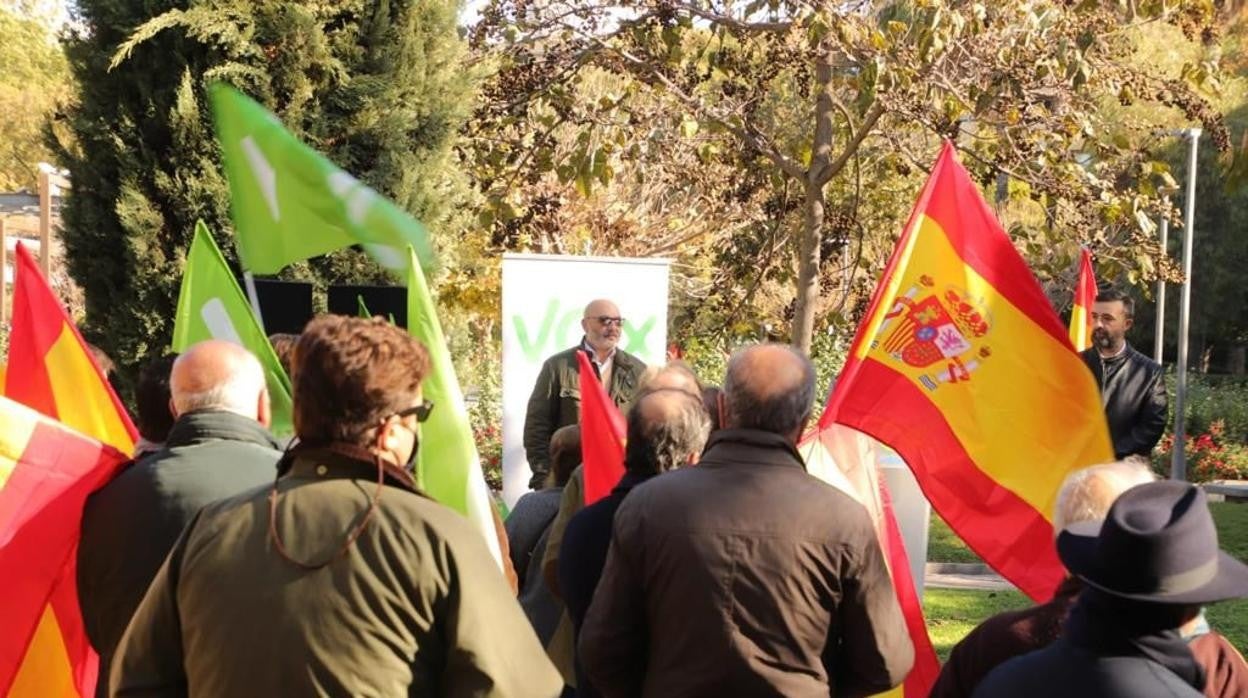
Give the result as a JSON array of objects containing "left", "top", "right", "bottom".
[{"left": 523, "top": 299, "right": 646, "bottom": 490}]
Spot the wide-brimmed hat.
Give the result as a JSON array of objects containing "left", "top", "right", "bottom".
[{"left": 1057, "top": 480, "right": 1248, "bottom": 604}]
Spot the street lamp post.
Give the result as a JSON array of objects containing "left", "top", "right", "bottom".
[
  {"left": 1171, "top": 128, "right": 1201, "bottom": 482},
  {"left": 1154, "top": 202, "right": 1168, "bottom": 365}
]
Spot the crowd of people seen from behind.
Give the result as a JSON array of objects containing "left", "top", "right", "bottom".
[{"left": 69, "top": 294, "right": 1247, "bottom": 697}]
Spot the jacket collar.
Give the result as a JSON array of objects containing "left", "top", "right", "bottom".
[
  {"left": 165, "top": 410, "right": 282, "bottom": 451},
  {"left": 611, "top": 470, "right": 655, "bottom": 495},
  {"left": 280, "top": 442, "right": 421, "bottom": 494},
  {"left": 1097, "top": 341, "right": 1137, "bottom": 366},
  {"left": 700, "top": 428, "right": 807, "bottom": 470},
  {"left": 580, "top": 336, "right": 617, "bottom": 364}
]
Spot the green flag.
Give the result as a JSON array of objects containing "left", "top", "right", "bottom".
[
  {"left": 173, "top": 220, "right": 294, "bottom": 436},
  {"left": 406, "top": 246, "right": 503, "bottom": 568},
  {"left": 209, "top": 83, "right": 435, "bottom": 276}
]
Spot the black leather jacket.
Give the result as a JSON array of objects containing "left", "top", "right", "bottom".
[{"left": 1081, "top": 345, "right": 1168, "bottom": 459}]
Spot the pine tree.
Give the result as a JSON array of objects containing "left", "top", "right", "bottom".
[{"left": 49, "top": 0, "right": 477, "bottom": 381}]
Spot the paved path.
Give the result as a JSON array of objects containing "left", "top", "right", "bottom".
[{"left": 924, "top": 562, "right": 1013, "bottom": 591}]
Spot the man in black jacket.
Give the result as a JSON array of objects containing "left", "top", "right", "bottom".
[{"left": 1080, "top": 288, "right": 1167, "bottom": 459}]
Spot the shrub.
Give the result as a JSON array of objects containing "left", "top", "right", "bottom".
[{"left": 1153, "top": 420, "right": 1248, "bottom": 483}]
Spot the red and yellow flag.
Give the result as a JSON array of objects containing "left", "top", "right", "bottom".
[
  {"left": 5, "top": 243, "right": 136, "bottom": 454},
  {"left": 576, "top": 351, "right": 625, "bottom": 505},
  {"left": 800, "top": 425, "right": 940, "bottom": 698},
  {"left": 823, "top": 142, "right": 1113, "bottom": 601},
  {"left": 0, "top": 396, "right": 129, "bottom": 697},
  {"left": 1068, "top": 248, "right": 1097, "bottom": 352}
]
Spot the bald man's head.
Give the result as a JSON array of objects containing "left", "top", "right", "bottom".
[
  {"left": 1053, "top": 460, "right": 1156, "bottom": 533},
  {"left": 581, "top": 298, "right": 623, "bottom": 355},
  {"left": 722, "top": 344, "right": 815, "bottom": 440},
  {"left": 170, "top": 340, "right": 270, "bottom": 426},
  {"left": 624, "top": 388, "right": 710, "bottom": 476},
  {"left": 637, "top": 361, "right": 701, "bottom": 399}
]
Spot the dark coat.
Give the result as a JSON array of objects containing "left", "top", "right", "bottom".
[
  {"left": 559, "top": 471, "right": 653, "bottom": 698},
  {"left": 578, "top": 429, "right": 913, "bottom": 698},
  {"left": 972, "top": 637, "right": 1202, "bottom": 698},
  {"left": 110, "top": 448, "right": 562, "bottom": 697},
  {"left": 77, "top": 410, "right": 281, "bottom": 696},
  {"left": 1081, "top": 344, "right": 1168, "bottom": 458},
  {"left": 506, "top": 487, "right": 564, "bottom": 645},
  {"left": 523, "top": 343, "right": 645, "bottom": 474},
  {"left": 559, "top": 472, "right": 651, "bottom": 631}
]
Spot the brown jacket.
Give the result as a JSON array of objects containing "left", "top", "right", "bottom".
[
  {"left": 1192, "top": 632, "right": 1248, "bottom": 698},
  {"left": 579, "top": 429, "right": 914, "bottom": 698},
  {"left": 110, "top": 449, "right": 561, "bottom": 697}
]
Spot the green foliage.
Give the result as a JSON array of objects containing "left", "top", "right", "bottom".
[
  {"left": 1181, "top": 376, "right": 1248, "bottom": 443},
  {"left": 1146, "top": 375, "right": 1248, "bottom": 483},
  {"left": 50, "top": 0, "right": 479, "bottom": 383},
  {"left": 1154, "top": 419, "right": 1248, "bottom": 482},
  {"left": 471, "top": 0, "right": 1233, "bottom": 351},
  {"left": 0, "top": 7, "right": 70, "bottom": 190},
  {"left": 455, "top": 331, "right": 504, "bottom": 490}
]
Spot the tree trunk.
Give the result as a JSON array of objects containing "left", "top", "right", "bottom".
[
  {"left": 791, "top": 47, "right": 836, "bottom": 354},
  {"left": 793, "top": 183, "right": 825, "bottom": 353}
]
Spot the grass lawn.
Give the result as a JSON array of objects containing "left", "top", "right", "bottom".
[
  {"left": 1212, "top": 501, "right": 1248, "bottom": 562},
  {"left": 922, "top": 588, "right": 1030, "bottom": 661},
  {"left": 924, "top": 500, "right": 1248, "bottom": 659},
  {"left": 927, "top": 513, "right": 983, "bottom": 565}
]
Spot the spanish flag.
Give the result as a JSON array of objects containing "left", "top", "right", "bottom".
[
  {"left": 5, "top": 243, "right": 136, "bottom": 454},
  {"left": 1068, "top": 248, "right": 1097, "bottom": 352},
  {"left": 0, "top": 396, "right": 128, "bottom": 696},
  {"left": 823, "top": 142, "right": 1113, "bottom": 601},
  {"left": 576, "top": 351, "right": 625, "bottom": 505},
  {"left": 800, "top": 425, "right": 940, "bottom": 698}
]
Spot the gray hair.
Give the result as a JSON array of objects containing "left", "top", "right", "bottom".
[
  {"left": 1053, "top": 460, "right": 1157, "bottom": 532},
  {"left": 624, "top": 389, "right": 711, "bottom": 476},
  {"left": 722, "top": 344, "right": 816, "bottom": 435},
  {"left": 172, "top": 352, "right": 267, "bottom": 417}
]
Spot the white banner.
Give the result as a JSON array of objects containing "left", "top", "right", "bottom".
[{"left": 501, "top": 253, "right": 670, "bottom": 506}]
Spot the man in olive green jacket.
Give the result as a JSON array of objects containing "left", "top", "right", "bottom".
[
  {"left": 112, "top": 316, "right": 561, "bottom": 698},
  {"left": 523, "top": 298, "right": 646, "bottom": 489}
]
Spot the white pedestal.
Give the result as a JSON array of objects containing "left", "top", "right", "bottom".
[{"left": 880, "top": 455, "right": 931, "bottom": 600}]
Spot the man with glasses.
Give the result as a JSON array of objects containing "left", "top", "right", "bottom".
[
  {"left": 524, "top": 298, "right": 646, "bottom": 490},
  {"left": 112, "top": 315, "right": 561, "bottom": 697}
]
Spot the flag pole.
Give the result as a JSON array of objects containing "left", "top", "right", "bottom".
[{"left": 243, "top": 272, "right": 267, "bottom": 334}]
